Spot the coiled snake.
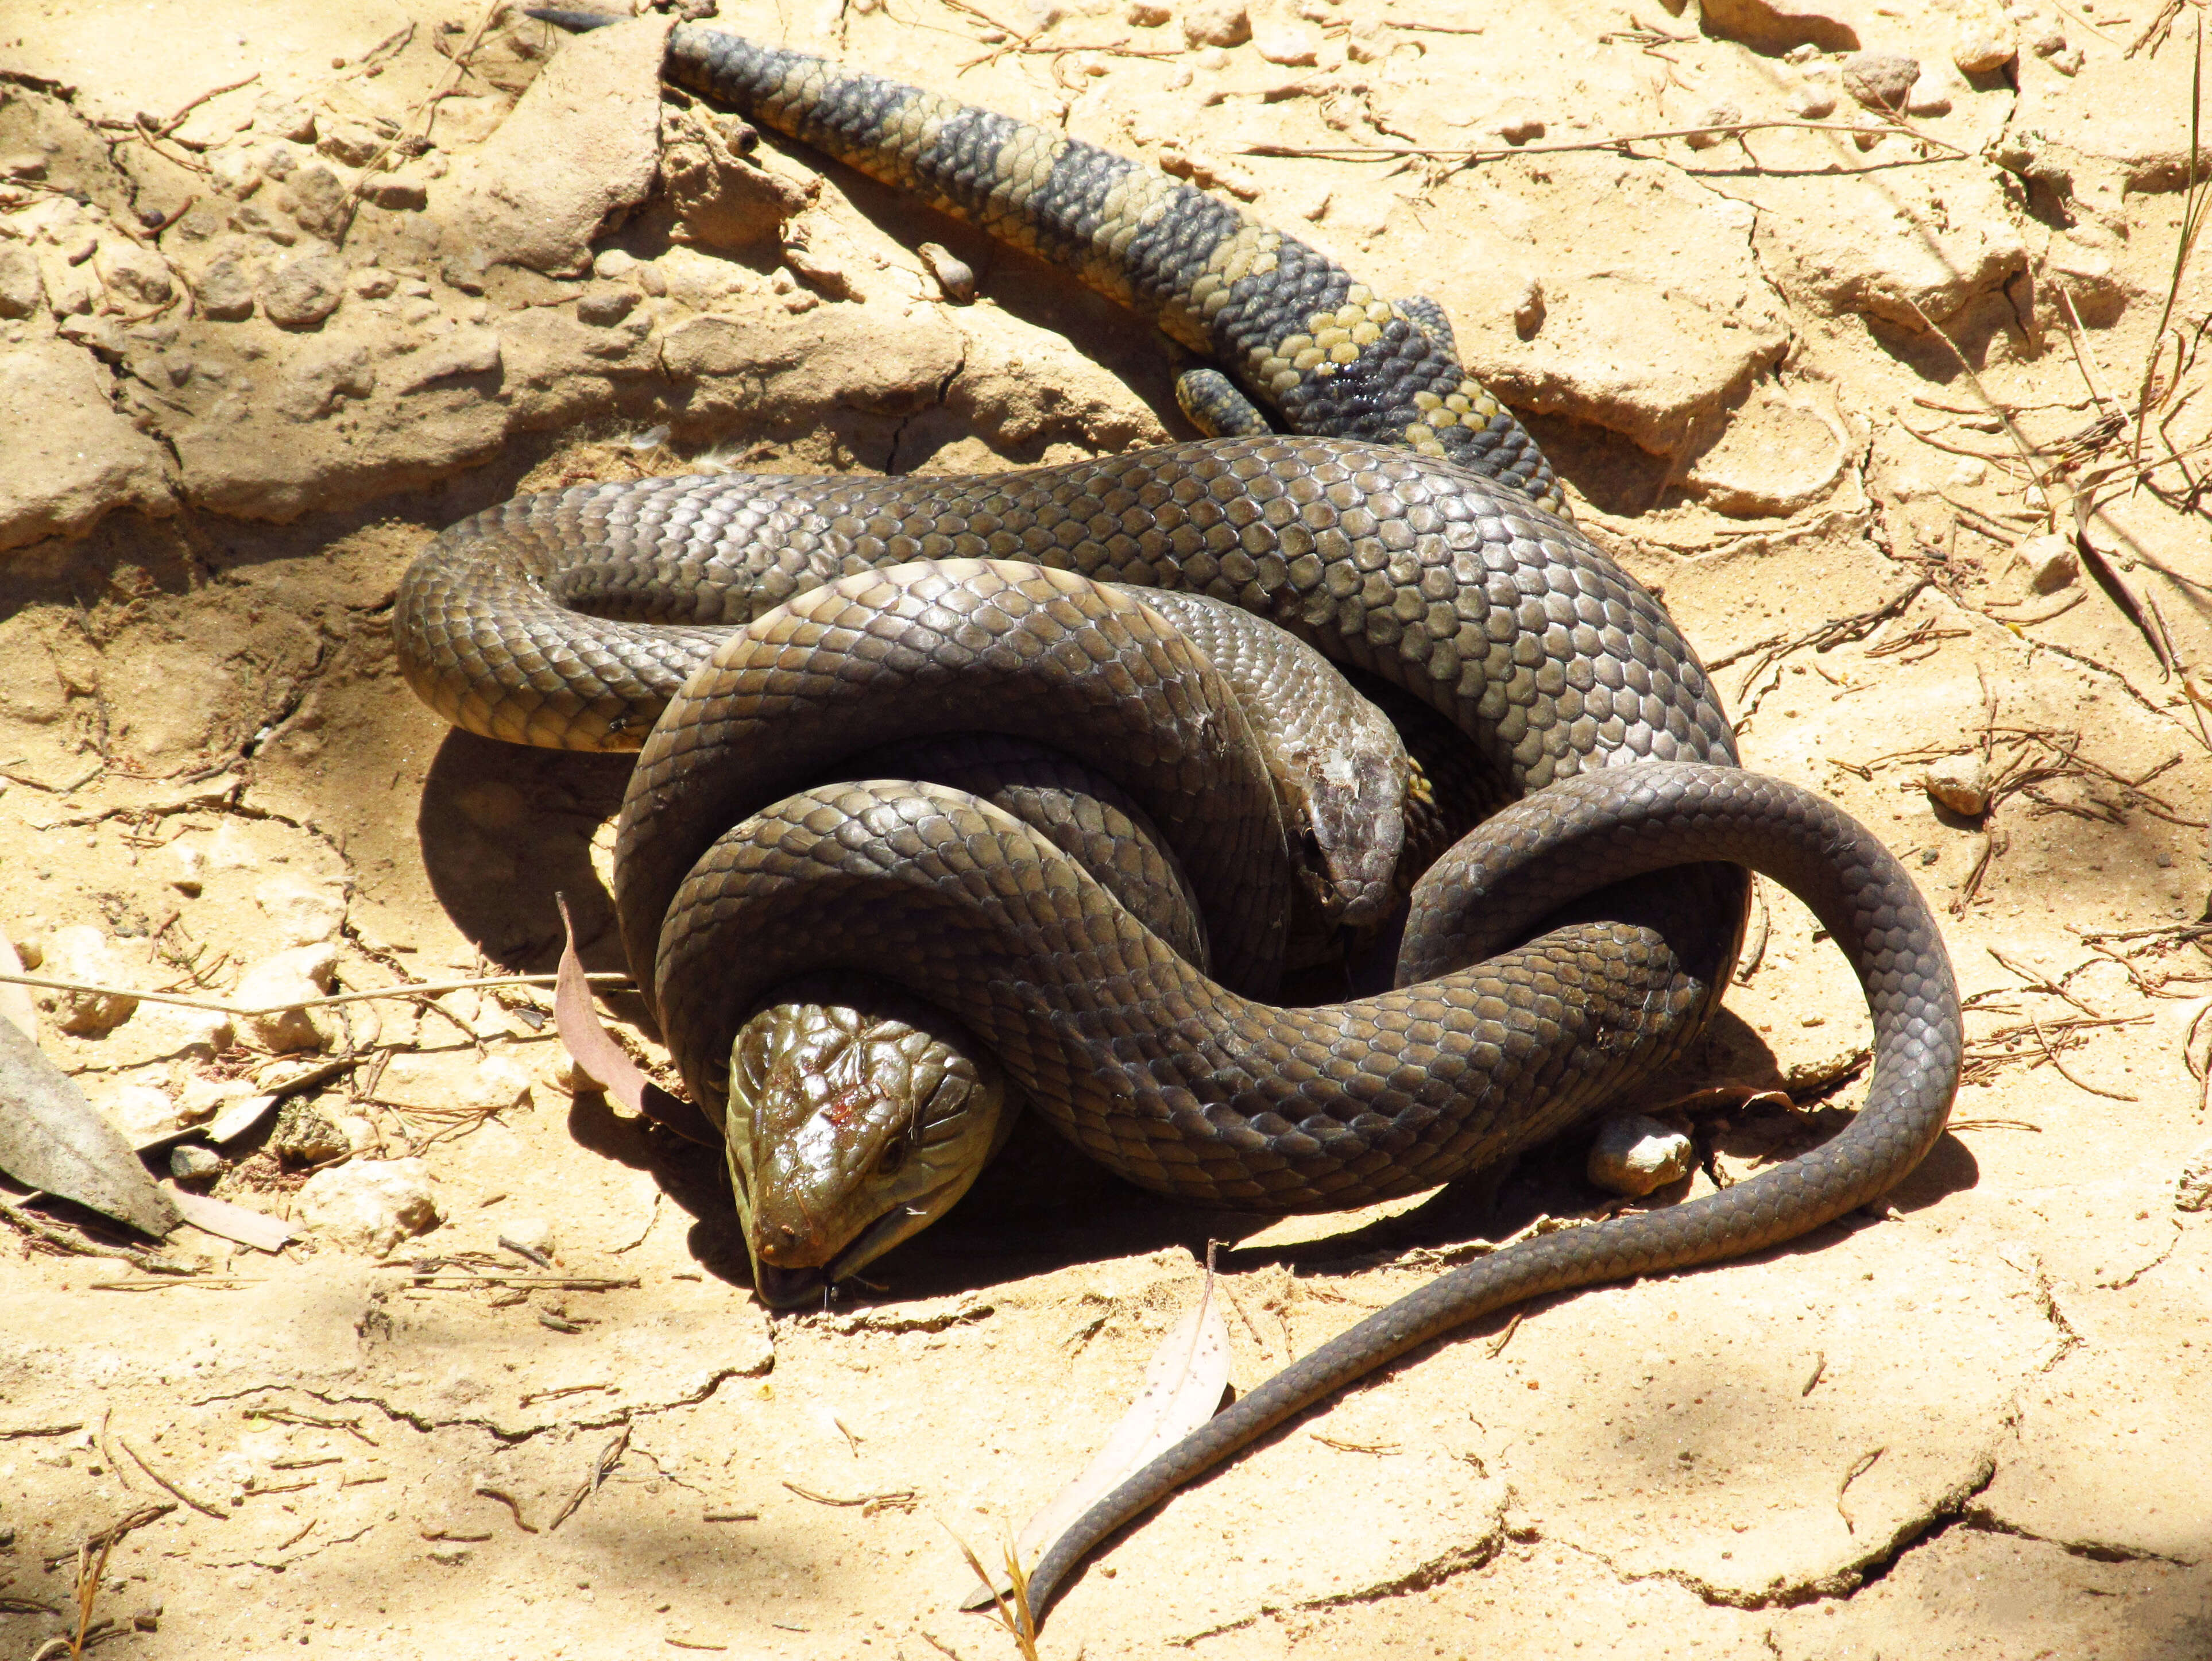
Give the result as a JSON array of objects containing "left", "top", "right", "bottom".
[{"left": 396, "top": 435, "right": 1960, "bottom": 1615}]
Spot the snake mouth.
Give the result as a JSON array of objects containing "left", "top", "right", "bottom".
[
  {"left": 827, "top": 1167, "right": 972, "bottom": 1280},
  {"left": 747, "top": 1166, "right": 974, "bottom": 1310},
  {"left": 751, "top": 1260, "right": 829, "bottom": 1309}
]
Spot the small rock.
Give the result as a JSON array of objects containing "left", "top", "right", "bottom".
[
  {"left": 259, "top": 142, "right": 300, "bottom": 181},
  {"left": 100, "top": 1082, "right": 183, "bottom": 1147},
  {"left": 1181, "top": 0, "right": 1251, "bottom": 47},
  {"left": 0, "top": 242, "right": 39, "bottom": 319},
  {"left": 296, "top": 1157, "right": 442, "bottom": 1256},
  {"left": 94, "top": 239, "right": 173, "bottom": 307},
  {"left": 1904, "top": 73, "right": 1954, "bottom": 117},
  {"left": 593, "top": 247, "right": 638, "bottom": 280},
  {"left": 1686, "top": 104, "right": 1742, "bottom": 148},
  {"left": 195, "top": 253, "right": 256, "bottom": 321},
  {"left": 233, "top": 942, "right": 339, "bottom": 1053},
  {"left": 279, "top": 164, "right": 351, "bottom": 239},
  {"left": 783, "top": 242, "right": 852, "bottom": 299},
  {"left": 129, "top": 1001, "right": 235, "bottom": 1062},
  {"left": 260, "top": 249, "right": 346, "bottom": 327},
  {"left": 1793, "top": 80, "right": 1839, "bottom": 119},
  {"left": 1344, "top": 17, "right": 1388, "bottom": 61},
  {"left": 336, "top": 1113, "right": 378, "bottom": 1153},
  {"left": 206, "top": 143, "right": 262, "bottom": 198},
  {"left": 575, "top": 285, "right": 639, "bottom": 326},
  {"left": 2178, "top": 1141, "right": 2212, "bottom": 1212},
  {"left": 474, "top": 1055, "right": 535, "bottom": 1115},
  {"left": 41, "top": 253, "right": 94, "bottom": 317},
  {"left": 2048, "top": 44, "right": 2084, "bottom": 75},
  {"left": 1953, "top": 30, "right": 2016, "bottom": 74},
  {"left": 1587, "top": 1114, "right": 1695, "bottom": 1196},
  {"left": 2, "top": 152, "right": 48, "bottom": 181},
  {"left": 635, "top": 263, "right": 667, "bottom": 298},
  {"left": 253, "top": 94, "right": 315, "bottom": 143},
  {"left": 168, "top": 1144, "right": 227, "bottom": 1187},
  {"left": 177, "top": 1074, "right": 256, "bottom": 1123},
  {"left": 2021, "top": 532, "right": 2078, "bottom": 593},
  {"left": 1924, "top": 753, "right": 1991, "bottom": 817},
  {"left": 1511, "top": 275, "right": 1546, "bottom": 337},
  {"left": 1491, "top": 103, "right": 1545, "bottom": 145},
  {"left": 42, "top": 924, "right": 137, "bottom": 1036},
  {"left": 362, "top": 171, "right": 428, "bottom": 211},
  {"left": 57, "top": 313, "right": 125, "bottom": 357},
  {"left": 256, "top": 874, "right": 347, "bottom": 947},
  {"left": 545, "top": 1052, "right": 604, "bottom": 1096},
  {"left": 349, "top": 266, "right": 397, "bottom": 299},
  {"left": 500, "top": 1214, "right": 557, "bottom": 1257},
  {"left": 916, "top": 242, "right": 974, "bottom": 303},
  {"left": 1851, "top": 117, "right": 1887, "bottom": 150},
  {"left": 1127, "top": 0, "right": 1171, "bottom": 21},
  {"left": 1254, "top": 20, "right": 1319, "bottom": 63},
  {"left": 2029, "top": 28, "right": 2067, "bottom": 57},
  {"left": 396, "top": 329, "right": 501, "bottom": 391},
  {"left": 272, "top": 1096, "right": 351, "bottom": 1166},
  {"left": 230, "top": 200, "right": 297, "bottom": 248},
  {"left": 14, "top": 937, "right": 44, "bottom": 971},
  {"left": 1843, "top": 51, "right": 1921, "bottom": 111},
  {"left": 316, "top": 123, "right": 384, "bottom": 168}
]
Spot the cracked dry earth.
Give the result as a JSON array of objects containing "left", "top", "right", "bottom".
[{"left": 2, "top": 0, "right": 2211, "bottom": 1656}]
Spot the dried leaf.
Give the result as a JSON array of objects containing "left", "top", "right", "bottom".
[
  {"left": 0, "top": 1013, "right": 179, "bottom": 1238},
  {"left": 207, "top": 1092, "right": 279, "bottom": 1146},
  {"left": 551, "top": 895, "right": 719, "bottom": 1145},
  {"left": 163, "top": 1181, "right": 294, "bottom": 1252},
  {"left": 961, "top": 1266, "right": 1232, "bottom": 1608}
]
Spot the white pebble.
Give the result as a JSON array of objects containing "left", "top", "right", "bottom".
[
  {"left": 1953, "top": 31, "right": 2016, "bottom": 74},
  {"left": 1924, "top": 754, "right": 1991, "bottom": 817},
  {"left": 296, "top": 1157, "right": 443, "bottom": 1257},
  {"left": 1587, "top": 1114, "right": 1695, "bottom": 1196},
  {"left": 234, "top": 942, "right": 339, "bottom": 1053},
  {"left": 42, "top": 925, "right": 137, "bottom": 1036},
  {"left": 2020, "top": 532, "right": 2078, "bottom": 594}
]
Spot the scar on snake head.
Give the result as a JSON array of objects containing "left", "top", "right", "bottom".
[
  {"left": 724, "top": 972, "right": 1015, "bottom": 1309},
  {"left": 1297, "top": 745, "right": 1409, "bottom": 932}
]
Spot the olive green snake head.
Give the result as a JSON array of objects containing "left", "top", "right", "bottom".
[{"left": 726, "top": 974, "right": 1017, "bottom": 1307}]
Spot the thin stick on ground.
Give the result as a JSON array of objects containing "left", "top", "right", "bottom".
[
  {"left": 0, "top": 968, "right": 629, "bottom": 1018},
  {"left": 67, "top": 1533, "right": 114, "bottom": 1661},
  {"left": 1240, "top": 115, "right": 1972, "bottom": 170},
  {"left": 2132, "top": 16, "right": 2209, "bottom": 471}
]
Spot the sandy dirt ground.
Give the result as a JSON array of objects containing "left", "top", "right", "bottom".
[{"left": 2, "top": 0, "right": 2210, "bottom": 1655}]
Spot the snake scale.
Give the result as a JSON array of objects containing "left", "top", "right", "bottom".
[{"left": 397, "top": 17, "right": 1962, "bottom": 1622}]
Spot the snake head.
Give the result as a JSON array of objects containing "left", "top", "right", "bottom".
[
  {"left": 1293, "top": 744, "right": 1410, "bottom": 932},
  {"left": 725, "top": 974, "right": 1014, "bottom": 1310}
]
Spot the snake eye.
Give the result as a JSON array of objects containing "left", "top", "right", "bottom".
[{"left": 875, "top": 1139, "right": 908, "bottom": 1179}]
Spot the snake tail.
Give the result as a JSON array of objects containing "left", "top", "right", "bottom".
[
  {"left": 1020, "top": 763, "right": 1961, "bottom": 1614},
  {"left": 527, "top": 8, "right": 1563, "bottom": 511}
]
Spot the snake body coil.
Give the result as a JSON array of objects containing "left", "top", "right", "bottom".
[{"left": 398, "top": 20, "right": 1962, "bottom": 1622}]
